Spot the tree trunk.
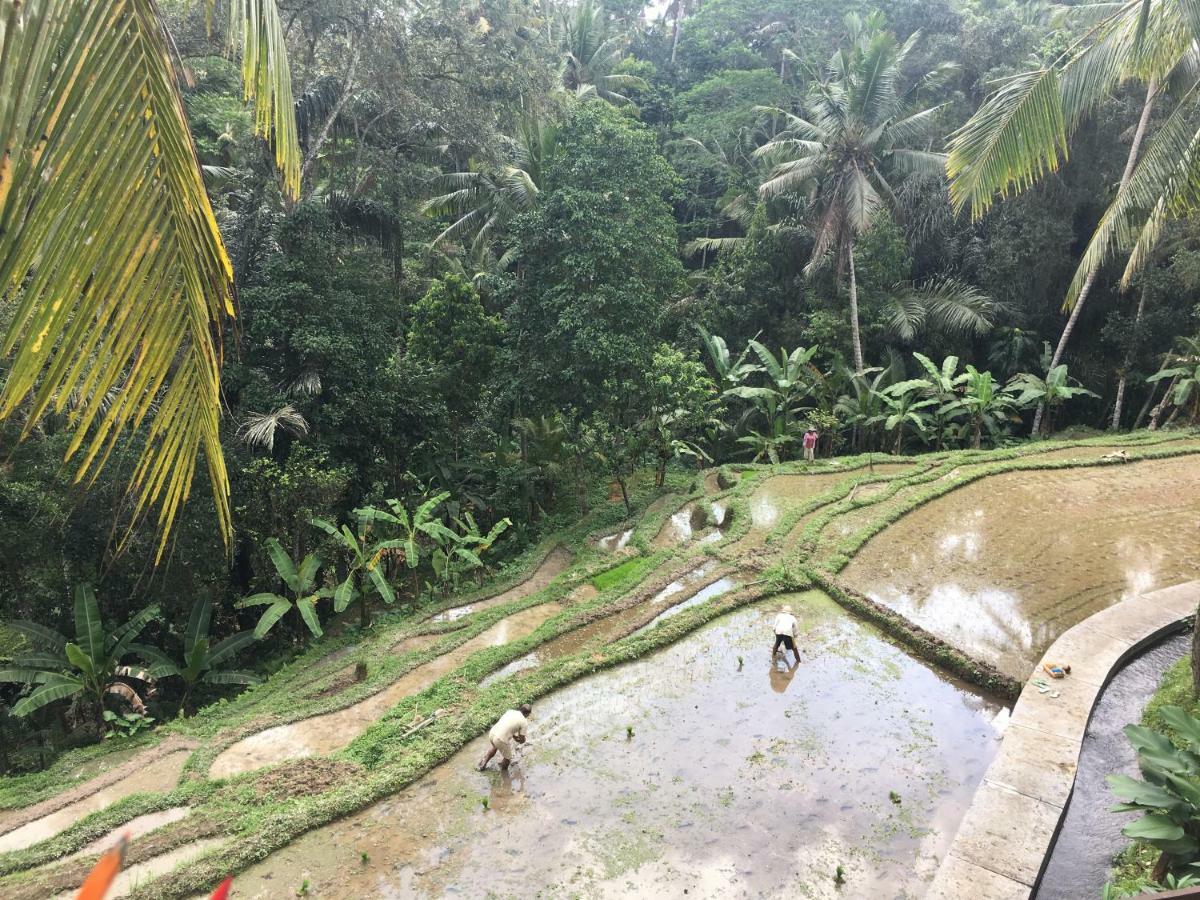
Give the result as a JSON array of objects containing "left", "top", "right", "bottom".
[
  {"left": 973, "top": 419, "right": 982, "bottom": 450},
  {"left": 1133, "top": 379, "right": 1159, "bottom": 430},
  {"left": 359, "top": 594, "right": 370, "bottom": 630},
  {"left": 670, "top": 2, "right": 683, "bottom": 64},
  {"left": 1111, "top": 288, "right": 1148, "bottom": 430},
  {"left": 1149, "top": 375, "right": 1178, "bottom": 430},
  {"left": 847, "top": 240, "right": 865, "bottom": 375},
  {"left": 298, "top": 48, "right": 361, "bottom": 200},
  {"left": 1033, "top": 79, "right": 1158, "bottom": 436},
  {"left": 618, "top": 477, "right": 632, "bottom": 517}
]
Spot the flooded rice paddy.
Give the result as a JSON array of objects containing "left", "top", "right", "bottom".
[
  {"left": 210, "top": 603, "right": 564, "bottom": 779},
  {"left": 230, "top": 592, "right": 1002, "bottom": 898},
  {"left": 480, "top": 564, "right": 718, "bottom": 688},
  {"left": 0, "top": 750, "right": 190, "bottom": 855},
  {"left": 50, "top": 837, "right": 227, "bottom": 900},
  {"left": 842, "top": 455, "right": 1200, "bottom": 680},
  {"left": 652, "top": 500, "right": 729, "bottom": 548}
]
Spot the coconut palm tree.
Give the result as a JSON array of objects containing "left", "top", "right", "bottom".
[
  {"left": 560, "top": 0, "right": 648, "bottom": 106},
  {"left": 755, "top": 14, "right": 952, "bottom": 373},
  {"left": 947, "top": 0, "right": 1200, "bottom": 432},
  {"left": 0, "top": 0, "right": 301, "bottom": 560},
  {"left": 422, "top": 104, "right": 558, "bottom": 265}
]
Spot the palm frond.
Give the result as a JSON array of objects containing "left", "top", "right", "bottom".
[
  {"left": 238, "top": 404, "right": 309, "bottom": 452},
  {"left": 219, "top": 0, "right": 301, "bottom": 197},
  {"left": 947, "top": 68, "right": 1067, "bottom": 219},
  {"left": 1063, "top": 79, "right": 1200, "bottom": 308},
  {"left": 0, "top": 0, "right": 235, "bottom": 560}
]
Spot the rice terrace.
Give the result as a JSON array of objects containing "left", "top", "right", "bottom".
[{"left": 2, "top": 0, "right": 1200, "bottom": 899}]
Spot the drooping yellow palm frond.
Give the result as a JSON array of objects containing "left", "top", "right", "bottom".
[
  {"left": 216, "top": 0, "right": 301, "bottom": 199},
  {"left": 0, "top": 2, "right": 218, "bottom": 559}
]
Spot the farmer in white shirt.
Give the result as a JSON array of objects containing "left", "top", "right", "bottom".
[
  {"left": 772, "top": 604, "right": 801, "bottom": 664},
  {"left": 478, "top": 703, "right": 532, "bottom": 771}
]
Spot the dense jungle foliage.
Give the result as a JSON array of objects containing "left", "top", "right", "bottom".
[{"left": 1, "top": 0, "right": 1198, "bottom": 763}]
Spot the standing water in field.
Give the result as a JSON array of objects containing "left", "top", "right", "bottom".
[
  {"left": 430, "top": 546, "right": 571, "bottom": 622},
  {"left": 231, "top": 592, "right": 1003, "bottom": 898},
  {"left": 842, "top": 455, "right": 1200, "bottom": 680}
]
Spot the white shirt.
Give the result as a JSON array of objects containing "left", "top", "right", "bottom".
[
  {"left": 490, "top": 709, "right": 529, "bottom": 743},
  {"left": 773, "top": 612, "right": 798, "bottom": 637}
]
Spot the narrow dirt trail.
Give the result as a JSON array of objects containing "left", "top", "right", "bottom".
[
  {"left": 0, "top": 750, "right": 191, "bottom": 855},
  {"left": 210, "top": 602, "right": 563, "bottom": 779}
]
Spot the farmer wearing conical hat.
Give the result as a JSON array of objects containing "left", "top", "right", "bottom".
[{"left": 771, "top": 604, "right": 801, "bottom": 664}]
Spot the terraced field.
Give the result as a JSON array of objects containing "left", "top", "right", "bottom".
[{"left": 1, "top": 431, "right": 1197, "bottom": 899}]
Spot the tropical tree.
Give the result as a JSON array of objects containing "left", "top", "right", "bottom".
[
  {"left": 236, "top": 539, "right": 328, "bottom": 639},
  {"left": 512, "top": 415, "right": 570, "bottom": 520},
  {"left": 1007, "top": 355, "right": 1099, "bottom": 435},
  {"left": 953, "top": 366, "right": 1022, "bottom": 449},
  {"left": 755, "top": 13, "right": 952, "bottom": 373},
  {"left": 0, "top": 0, "right": 302, "bottom": 558},
  {"left": 884, "top": 278, "right": 996, "bottom": 347},
  {"left": 130, "top": 598, "right": 258, "bottom": 714},
  {"left": 422, "top": 104, "right": 558, "bottom": 264},
  {"left": 560, "top": 0, "right": 648, "bottom": 105},
  {"left": 946, "top": 0, "right": 1200, "bottom": 433},
  {"left": 1146, "top": 338, "right": 1200, "bottom": 425},
  {"left": 0, "top": 587, "right": 159, "bottom": 726}
]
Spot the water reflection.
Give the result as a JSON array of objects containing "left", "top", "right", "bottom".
[{"left": 844, "top": 457, "right": 1200, "bottom": 679}]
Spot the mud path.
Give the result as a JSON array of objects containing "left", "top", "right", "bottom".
[
  {"left": 210, "top": 603, "right": 564, "bottom": 779},
  {"left": 430, "top": 546, "right": 571, "bottom": 622},
  {"left": 842, "top": 455, "right": 1200, "bottom": 680},
  {"left": 0, "top": 750, "right": 191, "bottom": 855},
  {"left": 229, "top": 592, "right": 1002, "bottom": 898}
]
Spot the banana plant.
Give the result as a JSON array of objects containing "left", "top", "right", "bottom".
[
  {"left": 888, "top": 353, "right": 968, "bottom": 451},
  {"left": 834, "top": 366, "right": 890, "bottom": 453},
  {"left": 431, "top": 513, "right": 512, "bottom": 593},
  {"left": 236, "top": 539, "right": 328, "bottom": 640},
  {"left": 0, "top": 586, "right": 159, "bottom": 726},
  {"left": 313, "top": 499, "right": 454, "bottom": 627},
  {"left": 130, "top": 598, "right": 259, "bottom": 714},
  {"left": 1146, "top": 347, "right": 1200, "bottom": 426},
  {"left": 1108, "top": 706, "right": 1200, "bottom": 881},
  {"left": 949, "top": 366, "right": 1021, "bottom": 449},
  {"left": 1007, "top": 358, "right": 1098, "bottom": 435},
  {"left": 872, "top": 384, "right": 938, "bottom": 455}
]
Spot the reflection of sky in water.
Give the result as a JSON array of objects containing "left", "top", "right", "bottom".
[
  {"left": 882, "top": 584, "right": 1035, "bottom": 660},
  {"left": 750, "top": 492, "right": 778, "bottom": 528}
]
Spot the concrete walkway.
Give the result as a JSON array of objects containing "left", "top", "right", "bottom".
[{"left": 926, "top": 581, "right": 1199, "bottom": 899}]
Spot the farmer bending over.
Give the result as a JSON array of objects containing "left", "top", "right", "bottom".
[
  {"left": 479, "top": 703, "right": 532, "bottom": 771},
  {"left": 772, "top": 604, "right": 801, "bottom": 664}
]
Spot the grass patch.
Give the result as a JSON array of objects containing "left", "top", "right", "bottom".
[{"left": 591, "top": 556, "right": 657, "bottom": 593}]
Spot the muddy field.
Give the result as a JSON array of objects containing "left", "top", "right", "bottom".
[
  {"left": 842, "top": 455, "right": 1200, "bottom": 680},
  {"left": 229, "top": 593, "right": 1002, "bottom": 898}
]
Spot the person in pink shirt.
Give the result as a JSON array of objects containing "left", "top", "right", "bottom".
[{"left": 802, "top": 428, "right": 818, "bottom": 462}]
